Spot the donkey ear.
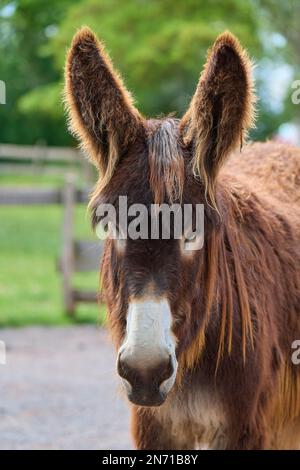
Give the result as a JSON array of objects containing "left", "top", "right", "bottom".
[
  {"left": 65, "top": 27, "right": 143, "bottom": 187},
  {"left": 180, "top": 32, "right": 256, "bottom": 208}
]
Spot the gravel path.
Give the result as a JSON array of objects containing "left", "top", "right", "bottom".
[{"left": 0, "top": 326, "right": 132, "bottom": 450}]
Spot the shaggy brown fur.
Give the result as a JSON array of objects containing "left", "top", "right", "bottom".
[{"left": 65, "top": 27, "right": 300, "bottom": 449}]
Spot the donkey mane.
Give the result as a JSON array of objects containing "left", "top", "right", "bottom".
[
  {"left": 179, "top": 179, "right": 256, "bottom": 374},
  {"left": 180, "top": 160, "right": 300, "bottom": 429},
  {"left": 147, "top": 118, "right": 184, "bottom": 204}
]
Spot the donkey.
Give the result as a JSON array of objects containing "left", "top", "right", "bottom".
[{"left": 65, "top": 27, "right": 300, "bottom": 449}]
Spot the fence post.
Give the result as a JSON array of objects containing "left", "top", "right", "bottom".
[
  {"left": 81, "top": 154, "right": 95, "bottom": 184},
  {"left": 61, "top": 174, "right": 76, "bottom": 316}
]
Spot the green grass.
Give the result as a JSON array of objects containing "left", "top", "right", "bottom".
[
  {"left": 0, "top": 172, "right": 65, "bottom": 187},
  {"left": 0, "top": 173, "right": 106, "bottom": 327}
]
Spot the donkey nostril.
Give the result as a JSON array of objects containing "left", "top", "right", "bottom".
[
  {"left": 117, "top": 351, "right": 139, "bottom": 384},
  {"left": 117, "top": 352, "right": 128, "bottom": 379},
  {"left": 159, "top": 355, "right": 174, "bottom": 382}
]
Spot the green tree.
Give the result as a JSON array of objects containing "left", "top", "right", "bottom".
[
  {"left": 1, "top": 0, "right": 299, "bottom": 145},
  {"left": 255, "top": 0, "right": 300, "bottom": 138},
  {"left": 0, "top": 0, "right": 73, "bottom": 145}
]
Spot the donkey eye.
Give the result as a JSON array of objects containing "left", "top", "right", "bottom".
[
  {"left": 184, "top": 234, "right": 196, "bottom": 243},
  {"left": 183, "top": 235, "right": 195, "bottom": 251},
  {"left": 182, "top": 233, "right": 204, "bottom": 253},
  {"left": 95, "top": 220, "right": 119, "bottom": 241},
  {"left": 95, "top": 221, "right": 109, "bottom": 240}
]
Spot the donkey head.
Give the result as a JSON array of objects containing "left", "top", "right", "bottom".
[{"left": 65, "top": 27, "right": 255, "bottom": 406}]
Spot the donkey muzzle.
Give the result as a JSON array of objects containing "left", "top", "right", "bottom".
[
  {"left": 117, "top": 297, "right": 178, "bottom": 406},
  {"left": 117, "top": 350, "right": 176, "bottom": 406}
]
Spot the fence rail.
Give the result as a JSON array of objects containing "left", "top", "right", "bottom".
[
  {"left": 0, "top": 144, "right": 79, "bottom": 162},
  {"left": 0, "top": 143, "right": 95, "bottom": 181},
  {"left": 0, "top": 186, "right": 91, "bottom": 205}
]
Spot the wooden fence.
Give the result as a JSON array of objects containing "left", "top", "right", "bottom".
[
  {"left": 0, "top": 143, "right": 94, "bottom": 181},
  {"left": 0, "top": 177, "right": 103, "bottom": 316}
]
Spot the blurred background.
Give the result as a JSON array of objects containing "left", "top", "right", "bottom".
[
  {"left": 1, "top": 0, "right": 300, "bottom": 327},
  {"left": 0, "top": 0, "right": 299, "bottom": 450}
]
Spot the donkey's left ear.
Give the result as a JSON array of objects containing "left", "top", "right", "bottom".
[
  {"left": 180, "top": 32, "right": 256, "bottom": 207},
  {"left": 65, "top": 27, "right": 143, "bottom": 188}
]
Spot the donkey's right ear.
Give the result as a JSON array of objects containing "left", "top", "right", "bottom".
[{"left": 65, "top": 27, "right": 143, "bottom": 186}]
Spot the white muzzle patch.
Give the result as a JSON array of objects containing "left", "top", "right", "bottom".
[{"left": 118, "top": 298, "right": 178, "bottom": 394}]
